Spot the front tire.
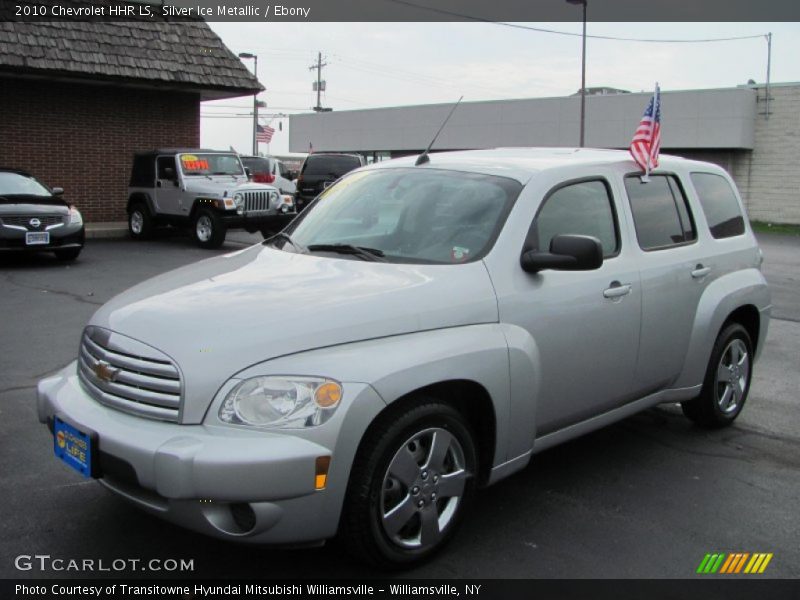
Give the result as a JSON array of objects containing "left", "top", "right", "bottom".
[
  {"left": 681, "top": 323, "right": 753, "bottom": 428},
  {"left": 341, "top": 399, "right": 477, "bottom": 569},
  {"left": 192, "top": 209, "right": 226, "bottom": 249},
  {"left": 128, "top": 203, "right": 153, "bottom": 240}
]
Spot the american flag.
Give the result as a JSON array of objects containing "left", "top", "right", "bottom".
[
  {"left": 629, "top": 84, "right": 662, "bottom": 175},
  {"left": 256, "top": 124, "right": 275, "bottom": 143}
]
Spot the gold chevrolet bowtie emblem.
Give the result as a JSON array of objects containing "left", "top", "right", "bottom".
[{"left": 93, "top": 360, "right": 120, "bottom": 383}]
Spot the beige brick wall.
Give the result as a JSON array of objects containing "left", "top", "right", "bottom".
[
  {"left": 732, "top": 84, "right": 800, "bottom": 224},
  {"left": 671, "top": 85, "right": 800, "bottom": 225}
]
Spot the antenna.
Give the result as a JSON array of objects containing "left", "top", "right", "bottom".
[{"left": 415, "top": 96, "right": 463, "bottom": 166}]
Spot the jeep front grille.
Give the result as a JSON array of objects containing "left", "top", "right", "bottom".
[
  {"left": 77, "top": 326, "right": 182, "bottom": 422},
  {"left": 242, "top": 191, "right": 275, "bottom": 214}
]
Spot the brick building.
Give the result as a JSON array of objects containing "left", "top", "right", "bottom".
[
  {"left": 291, "top": 83, "right": 800, "bottom": 224},
  {"left": 0, "top": 18, "right": 261, "bottom": 222}
]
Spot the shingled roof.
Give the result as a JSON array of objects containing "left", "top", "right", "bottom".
[{"left": 0, "top": 14, "right": 263, "bottom": 99}]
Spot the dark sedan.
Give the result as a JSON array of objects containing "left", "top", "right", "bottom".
[{"left": 0, "top": 169, "right": 84, "bottom": 260}]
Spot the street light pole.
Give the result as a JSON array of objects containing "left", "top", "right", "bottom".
[
  {"left": 567, "top": 0, "right": 587, "bottom": 147},
  {"left": 238, "top": 52, "right": 259, "bottom": 154}
]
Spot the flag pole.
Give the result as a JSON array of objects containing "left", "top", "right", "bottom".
[{"left": 641, "top": 82, "right": 660, "bottom": 183}]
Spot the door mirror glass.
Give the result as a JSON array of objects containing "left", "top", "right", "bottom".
[{"left": 520, "top": 234, "right": 603, "bottom": 273}]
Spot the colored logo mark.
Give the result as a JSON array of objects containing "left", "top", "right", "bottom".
[
  {"left": 697, "top": 553, "right": 773, "bottom": 574},
  {"left": 56, "top": 430, "right": 66, "bottom": 449}
]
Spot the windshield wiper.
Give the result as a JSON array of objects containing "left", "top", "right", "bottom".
[
  {"left": 306, "top": 244, "right": 387, "bottom": 262},
  {"left": 265, "top": 232, "right": 307, "bottom": 253}
]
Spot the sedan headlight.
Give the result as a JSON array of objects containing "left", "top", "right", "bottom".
[
  {"left": 219, "top": 376, "right": 342, "bottom": 428},
  {"left": 68, "top": 206, "right": 83, "bottom": 225}
]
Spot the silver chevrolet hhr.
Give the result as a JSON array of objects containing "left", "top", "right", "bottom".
[{"left": 38, "top": 148, "right": 770, "bottom": 568}]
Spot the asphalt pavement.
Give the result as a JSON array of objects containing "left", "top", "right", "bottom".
[{"left": 0, "top": 230, "right": 798, "bottom": 579}]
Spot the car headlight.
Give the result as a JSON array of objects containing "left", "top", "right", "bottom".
[
  {"left": 219, "top": 376, "right": 342, "bottom": 428},
  {"left": 269, "top": 191, "right": 280, "bottom": 207},
  {"left": 68, "top": 206, "right": 83, "bottom": 225},
  {"left": 233, "top": 193, "right": 244, "bottom": 207}
]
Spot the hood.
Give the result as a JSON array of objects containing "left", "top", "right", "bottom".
[
  {"left": 0, "top": 194, "right": 69, "bottom": 210},
  {"left": 89, "top": 245, "right": 498, "bottom": 423},
  {"left": 182, "top": 176, "right": 278, "bottom": 197}
]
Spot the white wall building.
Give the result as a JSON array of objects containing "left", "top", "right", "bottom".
[{"left": 290, "top": 83, "right": 800, "bottom": 224}]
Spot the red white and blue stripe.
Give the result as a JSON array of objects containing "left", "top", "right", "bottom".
[{"left": 630, "top": 84, "right": 662, "bottom": 175}]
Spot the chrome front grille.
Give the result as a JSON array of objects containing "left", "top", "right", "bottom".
[
  {"left": 243, "top": 190, "right": 275, "bottom": 214},
  {"left": 1, "top": 215, "right": 64, "bottom": 229},
  {"left": 77, "top": 327, "right": 182, "bottom": 422}
]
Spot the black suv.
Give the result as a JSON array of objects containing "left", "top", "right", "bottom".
[
  {"left": 295, "top": 153, "right": 365, "bottom": 210},
  {"left": 0, "top": 169, "right": 85, "bottom": 260}
]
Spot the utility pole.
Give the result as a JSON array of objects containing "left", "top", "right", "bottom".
[
  {"left": 238, "top": 52, "right": 259, "bottom": 154},
  {"left": 310, "top": 51, "right": 328, "bottom": 112},
  {"left": 765, "top": 32, "right": 772, "bottom": 120}
]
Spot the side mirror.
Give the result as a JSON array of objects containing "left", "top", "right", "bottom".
[
  {"left": 244, "top": 167, "right": 252, "bottom": 179},
  {"left": 520, "top": 234, "right": 603, "bottom": 273},
  {"left": 51, "top": 187, "right": 64, "bottom": 196}
]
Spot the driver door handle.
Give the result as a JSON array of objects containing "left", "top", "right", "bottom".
[
  {"left": 691, "top": 265, "right": 711, "bottom": 279},
  {"left": 603, "top": 281, "right": 632, "bottom": 299}
]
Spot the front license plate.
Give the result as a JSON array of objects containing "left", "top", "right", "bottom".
[
  {"left": 26, "top": 231, "right": 50, "bottom": 245},
  {"left": 54, "top": 417, "right": 95, "bottom": 478}
]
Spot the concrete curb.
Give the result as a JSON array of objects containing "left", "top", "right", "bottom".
[{"left": 85, "top": 222, "right": 128, "bottom": 239}]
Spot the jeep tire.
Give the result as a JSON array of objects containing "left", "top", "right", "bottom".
[
  {"left": 193, "top": 208, "right": 226, "bottom": 249},
  {"left": 128, "top": 202, "right": 153, "bottom": 240}
]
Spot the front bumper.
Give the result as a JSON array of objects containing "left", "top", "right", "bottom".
[
  {"left": 37, "top": 363, "right": 381, "bottom": 544},
  {"left": 220, "top": 212, "right": 296, "bottom": 233},
  {"left": 0, "top": 223, "right": 84, "bottom": 252}
]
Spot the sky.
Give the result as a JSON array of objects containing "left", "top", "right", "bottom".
[{"left": 201, "top": 21, "right": 800, "bottom": 155}]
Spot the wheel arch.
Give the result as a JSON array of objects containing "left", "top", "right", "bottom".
[
  {"left": 674, "top": 268, "right": 770, "bottom": 389},
  {"left": 358, "top": 379, "right": 497, "bottom": 488},
  {"left": 127, "top": 192, "right": 154, "bottom": 215}
]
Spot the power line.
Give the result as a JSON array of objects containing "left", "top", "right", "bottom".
[{"left": 383, "top": 0, "right": 767, "bottom": 43}]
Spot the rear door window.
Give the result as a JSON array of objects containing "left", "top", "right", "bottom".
[
  {"left": 533, "top": 179, "right": 620, "bottom": 258},
  {"left": 690, "top": 172, "right": 746, "bottom": 239},
  {"left": 625, "top": 175, "right": 696, "bottom": 250}
]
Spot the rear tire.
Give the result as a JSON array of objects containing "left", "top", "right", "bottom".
[
  {"left": 54, "top": 247, "right": 81, "bottom": 261},
  {"left": 192, "top": 209, "right": 226, "bottom": 249},
  {"left": 340, "top": 398, "right": 477, "bottom": 569},
  {"left": 681, "top": 323, "right": 753, "bottom": 428},
  {"left": 128, "top": 203, "right": 153, "bottom": 240}
]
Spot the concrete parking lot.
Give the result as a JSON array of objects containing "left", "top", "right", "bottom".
[{"left": 1, "top": 231, "right": 798, "bottom": 579}]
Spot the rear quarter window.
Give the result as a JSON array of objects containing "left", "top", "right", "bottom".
[
  {"left": 690, "top": 172, "right": 746, "bottom": 239},
  {"left": 625, "top": 174, "right": 696, "bottom": 251}
]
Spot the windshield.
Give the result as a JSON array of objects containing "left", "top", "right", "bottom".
[
  {"left": 179, "top": 153, "right": 245, "bottom": 176},
  {"left": 0, "top": 172, "right": 51, "bottom": 196},
  {"left": 280, "top": 168, "right": 521, "bottom": 264}
]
